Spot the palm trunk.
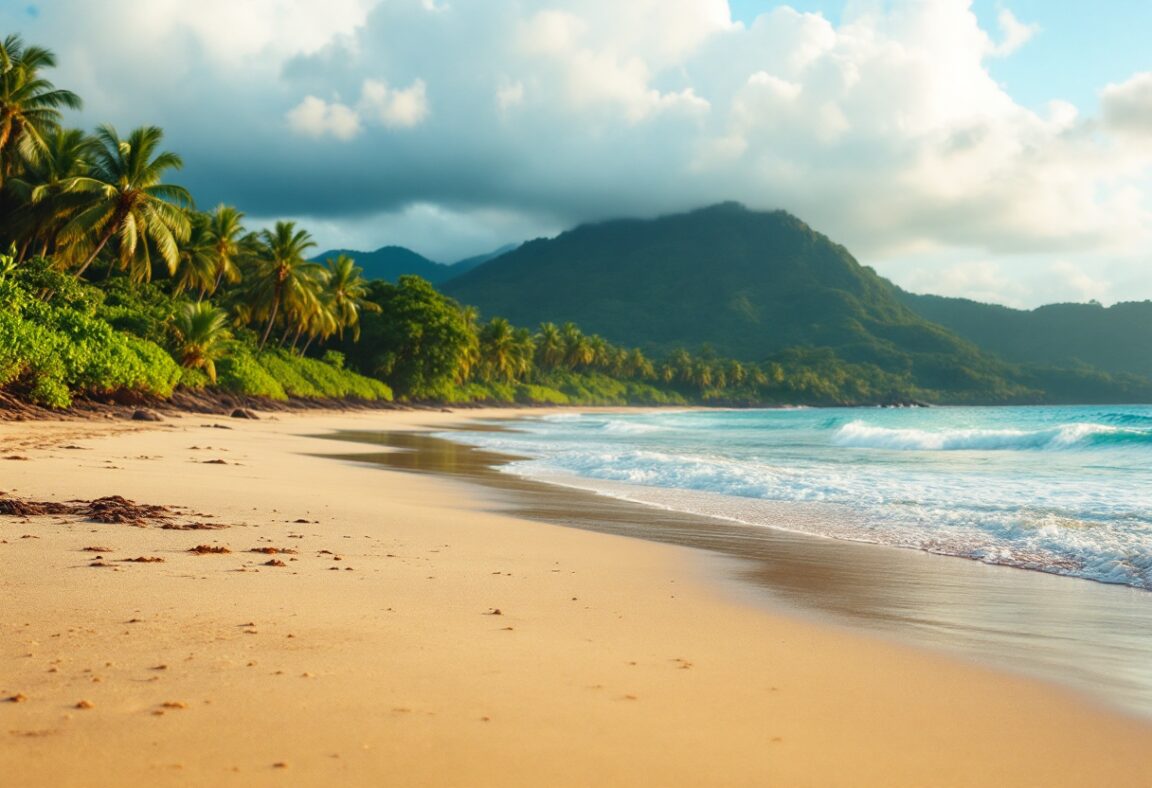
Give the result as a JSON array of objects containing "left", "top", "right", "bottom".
[
  {"left": 74, "top": 222, "right": 118, "bottom": 279},
  {"left": 258, "top": 294, "right": 281, "bottom": 351}
]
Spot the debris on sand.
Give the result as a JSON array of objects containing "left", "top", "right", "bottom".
[
  {"left": 0, "top": 493, "right": 177, "bottom": 527},
  {"left": 162, "top": 522, "right": 229, "bottom": 531},
  {"left": 189, "top": 545, "right": 231, "bottom": 555},
  {"left": 0, "top": 497, "right": 74, "bottom": 516},
  {"left": 86, "top": 496, "right": 171, "bottom": 525},
  {"left": 120, "top": 556, "right": 165, "bottom": 563},
  {"left": 263, "top": 559, "right": 287, "bottom": 567},
  {"left": 249, "top": 547, "right": 298, "bottom": 555}
]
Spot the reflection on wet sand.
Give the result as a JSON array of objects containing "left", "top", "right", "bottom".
[{"left": 317, "top": 428, "right": 1152, "bottom": 719}]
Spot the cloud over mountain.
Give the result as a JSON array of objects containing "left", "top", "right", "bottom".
[{"left": 6, "top": 0, "right": 1151, "bottom": 305}]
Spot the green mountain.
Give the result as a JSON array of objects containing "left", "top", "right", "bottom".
[
  {"left": 445, "top": 205, "right": 1010, "bottom": 387},
  {"left": 313, "top": 244, "right": 514, "bottom": 284},
  {"left": 442, "top": 203, "right": 1152, "bottom": 402},
  {"left": 898, "top": 291, "right": 1152, "bottom": 378}
]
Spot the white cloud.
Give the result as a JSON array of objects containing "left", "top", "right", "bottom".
[
  {"left": 286, "top": 96, "right": 362, "bottom": 140},
  {"left": 287, "top": 78, "right": 430, "bottom": 140},
  {"left": 15, "top": 0, "right": 1152, "bottom": 304},
  {"left": 1102, "top": 72, "right": 1152, "bottom": 137},
  {"left": 990, "top": 9, "right": 1039, "bottom": 57},
  {"left": 360, "top": 79, "right": 430, "bottom": 128}
]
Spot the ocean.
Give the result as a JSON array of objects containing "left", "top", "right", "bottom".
[
  {"left": 442, "top": 406, "right": 1152, "bottom": 590},
  {"left": 425, "top": 405, "right": 1152, "bottom": 715}
]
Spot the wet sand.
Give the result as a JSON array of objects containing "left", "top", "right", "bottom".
[
  {"left": 3, "top": 408, "right": 1152, "bottom": 787},
  {"left": 324, "top": 428, "right": 1152, "bottom": 718}
]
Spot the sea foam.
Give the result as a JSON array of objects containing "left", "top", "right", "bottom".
[
  {"left": 832, "top": 420, "right": 1152, "bottom": 451},
  {"left": 443, "top": 406, "right": 1152, "bottom": 589}
]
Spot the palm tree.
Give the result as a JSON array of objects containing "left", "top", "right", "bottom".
[
  {"left": 171, "top": 300, "right": 231, "bottom": 383},
  {"left": 204, "top": 204, "right": 247, "bottom": 296},
  {"left": 534, "top": 322, "right": 564, "bottom": 371},
  {"left": 248, "top": 221, "right": 320, "bottom": 350},
  {"left": 58, "top": 124, "right": 192, "bottom": 280},
  {"left": 0, "top": 35, "right": 82, "bottom": 186},
  {"left": 560, "top": 322, "right": 593, "bottom": 370},
  {"left": 3, "top": 127, "right": 92, "bottom": 261},
  {"left": 511, "top": 327, "right": 535, "bottom": 380},
  {"left": 587, "top": 335, "right": 610, "bottom": 372},
  {"left": 479, "top": 317, "right": 527, "bottom": 382},
  {"left": 623, "top": 348, "right": 655, "bottom": 380},
  {"left": 173, "top": 211, "right": 216, "bottom": 298},
  {"left": 323, "top": 254, "right": 379, "bottom": 341},
  {"left": 455, "top": 304, "right": 481, "bottom": 383}
]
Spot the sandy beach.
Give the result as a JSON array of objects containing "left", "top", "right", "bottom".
[{"left": 2, "top": 408, "right": 1152, "bottom": 787}]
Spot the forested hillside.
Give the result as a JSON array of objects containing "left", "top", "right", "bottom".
[{"left": 898, "top": 291, "right": 1152, "bottom": 378}]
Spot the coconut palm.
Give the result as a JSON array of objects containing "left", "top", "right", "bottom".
[
  {"left": 58, "top": 124, "right": 192, "bottom": 280},
  {"left": 0, "top": 35, "right": 82, "bottom": 186},
  {"left": 3, "top": 127, "right": 92, "bottom": 260},
  {"left": 455, "top": 304, "right": 481, "bottom": 383},
  {"left": 204, "top": 204, "right": 247, "bottom": 296},
  {"left": 534, "top": 322, "right": 564, "bottom": 371},
  {"left": 248, "top": 221, "right": 321, "bottom": 350},
  {"left": 560, "top": 322, "right": 594, "bottom": 370},
  {"left": 173, "top": 212, "right": 215, "bottom": 298},
  {"left": 623, "top": 348, "right": 654, "bottom": 380},
  {"left": 480, "top": 317, "right": 533, "bottom": 382},
  {"left": 323, "top": 254, "right": 379, "bottom": 341},
  {"left": 171, "top": 300, "right": 231, "bottom": 383}
]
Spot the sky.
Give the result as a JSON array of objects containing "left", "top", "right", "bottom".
[{"left": 6, "top": 0, "right": 1152, "bottom": 307}]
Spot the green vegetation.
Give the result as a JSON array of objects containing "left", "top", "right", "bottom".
[
  {"left": 898, "top": 290, "right": 1152, "bottom": 378},
  {"left": 444, "top": 203, "right": 1152, "bottom": 404},
  {"left": 2, "top": 33, "right": 1149, "bottom": 410},
  {"left": 0, "top": 35, "right": 396, "bottom": 409}
]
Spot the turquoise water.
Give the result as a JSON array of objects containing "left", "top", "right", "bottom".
[{"left": 443, "top": 406, "right": 1152, "bottom": 590}]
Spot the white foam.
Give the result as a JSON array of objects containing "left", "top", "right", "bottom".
[
  {"left": 441, "top": 407, "right": 1152, "bottom": 590},
  {"left": 832, "top": 420, "right": 1146, "bottom": 451}
]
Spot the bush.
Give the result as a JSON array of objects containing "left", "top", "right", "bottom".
[
  {"left": 215, "top": 347, "right": 288, "bottom": 399},
  {"left": 0, "top": 272, "right": 181, "bottom": 407},
  {"left": 515, "top": 383, "right": 570, "bottom": 405}
]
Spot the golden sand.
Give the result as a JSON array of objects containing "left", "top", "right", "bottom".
[{"left": 1, "top": 408, "right": 1150, "bottom": 786}]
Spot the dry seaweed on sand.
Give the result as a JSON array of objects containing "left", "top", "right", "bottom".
[
  {"left": 189, "top": 544, "right": 231, "bottom": 554},
  {"left": 0, "top": 493, "right": 183, "bottom": 527},
  {"left": 0, "top": 497, "right": 75, "bottom": 516},
  {"left": 162, "top": 521, "right": 229, "bottom": 530},
  {"left": 85, "top": 495, "right": 171, "bottom": 525}
]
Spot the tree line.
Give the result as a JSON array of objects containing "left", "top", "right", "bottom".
[{"left": 0, "top": 33, "right": 962, "bottom": 408}]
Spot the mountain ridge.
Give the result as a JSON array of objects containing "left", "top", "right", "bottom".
[
  {"left": 312, "top": 243, "right": 516, "bottom": 284},
  {"left": 896, "top": 290, "right": 1152, "bottom": 378}
]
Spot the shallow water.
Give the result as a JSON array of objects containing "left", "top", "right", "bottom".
[
  {"left": 318, "top": 412, "right": 1152, "bottom": 719},
  {"left": 444, "top": 407, "right": 1152, "bottom": 589}
]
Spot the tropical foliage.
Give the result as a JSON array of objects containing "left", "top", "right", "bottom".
[{"left": 3, "top": 34, "right": 1150, "bottom": 410}]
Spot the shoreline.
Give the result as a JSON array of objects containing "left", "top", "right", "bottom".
[
  {"left": 321, "top": 421, "right": 1152, "bottom": 720},
  {"left": 3, "top": 407, "right": 1152, "bottom": 786}
]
